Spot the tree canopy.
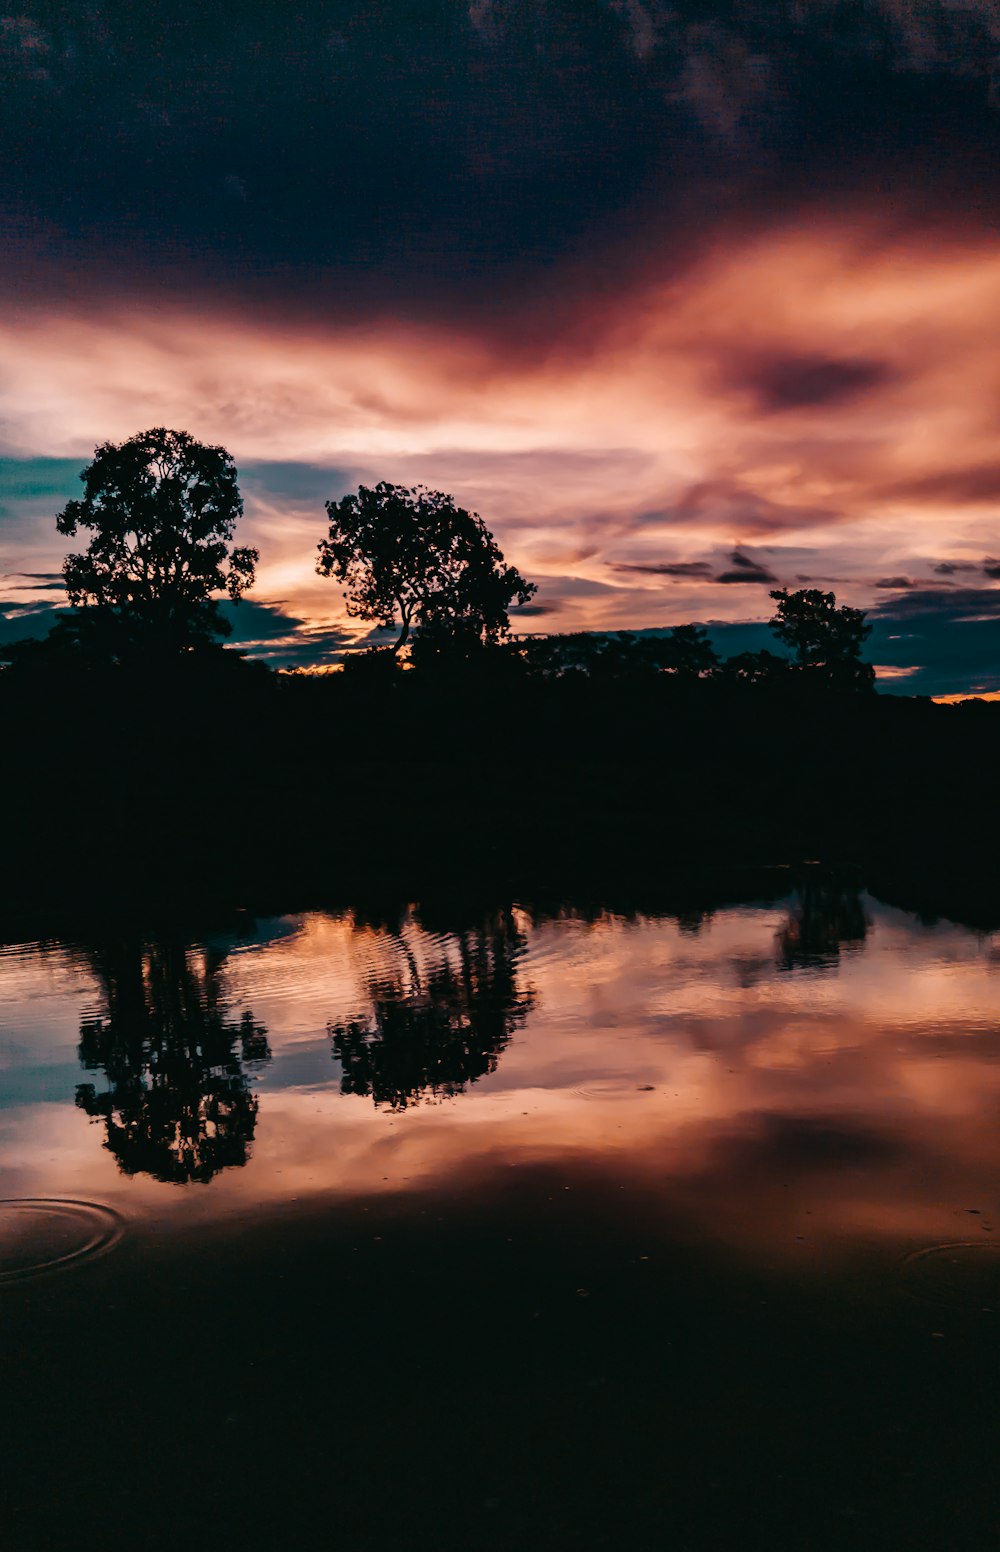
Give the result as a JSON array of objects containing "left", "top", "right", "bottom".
[
  {"left": 769, "top": 587, "right": 874, "bottom": 690},
  {"left": 316, "top": 482, "right": 536, "bottom": 656},
  {"left": 56, "top": 427, "right": 258, "bottom": 657},
  {"left": 519, "top": 626, "right": 718, "bottom": 680},
  {"left": 769, "top": 587, "right": 871, "bottom": 666}
]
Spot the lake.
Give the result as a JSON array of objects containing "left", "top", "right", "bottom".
[{"left": 2, "top": 879, "right": 999, "bottom": 1549}]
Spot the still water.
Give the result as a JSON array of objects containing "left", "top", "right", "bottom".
[{"left": 1, "top": 882, "right": 999, "bottom": 1549}]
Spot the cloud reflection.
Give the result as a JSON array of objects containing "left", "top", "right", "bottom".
[{"left": 2, "top": 889, "right": 999, "bottom": 1269}]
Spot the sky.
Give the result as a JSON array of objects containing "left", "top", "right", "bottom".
[{"left": 2, "top": 0, "right": 1000, "bottom": 693}]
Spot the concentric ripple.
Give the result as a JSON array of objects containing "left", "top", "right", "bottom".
[
  {"left": 0, "top": 1199, "right": 125, "bottom": 1284},
  {"left": 576, "top": 1080, "right": 658, "bottom": 1100},
  {"left": 900, "top": 1241, "right": 1000, "bottom": 1310}
]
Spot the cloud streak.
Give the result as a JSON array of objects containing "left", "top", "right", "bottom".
[
  {"left": 3, "top": 218, "right": 999, "bottom": 648},
  {"left": 2, "top": 3, "right": 1000, "bottom": 690}
]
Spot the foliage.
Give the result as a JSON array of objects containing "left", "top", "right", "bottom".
[
  {"left": 518, "top": 626, "right": 718, "bottom": 679},
  {"left": 769, "top": 588, "right": 873, "bottom": 678},
  {"left": 718, "top": 649, "right": 791, "bottom": 686},
  {"left": 56, "top": 427, "right": 258, "bottom": 657},
  {"left": 317, "top": 482, "right": 536, "bottom": 655}
]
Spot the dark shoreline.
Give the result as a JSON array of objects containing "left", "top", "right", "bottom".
[{"left": 4, "top": 659, "right": 999, "bottom": 936}]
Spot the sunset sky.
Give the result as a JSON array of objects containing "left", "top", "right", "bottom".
[{"left": 3, "top": 0, "right": 1000, "bottom": 693}]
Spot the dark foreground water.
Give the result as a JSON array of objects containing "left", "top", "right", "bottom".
[{"left": 2, "top": 885, "right": 1000, "bottom": 1549}]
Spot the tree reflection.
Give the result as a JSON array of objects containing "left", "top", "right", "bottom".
[
  {"left": 75, "top": 940, "right": 270, "bottom": 1184},
  {"left": 776, "top": 876, "right": 869, "bottom": 971},
  {"left": 330, "top": 906, "right": 534, "bottom": 1109}
]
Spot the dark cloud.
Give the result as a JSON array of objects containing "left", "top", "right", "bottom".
[
  {"left": 1, "top": 571, "right": 66, "bottom": 594},
  {"left": 714, "top": 567, "right": 777, "bottom": 584},
  {"left": 874, "top": 576, "right": 916, "bottom": 589},
  {"left": 0, "top": 15, "right": 52, "bottom": 84},
  {"left": 933, "top": 560, "right": 980, "bottom": 575},
  {"left": 252, "top": 626, "right": 355, "bottom": 668},
  {"left": 984, "top": 558, "right": 1000, "bottom": 579},
  {"left": 217, "top": 601, "right": 355, "bottom": 666},
  {"left": 240, "top": 462, "right": 357, "bottom": 506},
  {"left": 612, "top": 560, "right": 713, "bottom": 578},
  {"left": 868, "top": 586, "right": 1000, "bottom": 696},
  {"left": 7, "top": 0, "right": 1000, "bottom": 333},
  {"left": 873, "top": 586, "right": 1000, "bottom": 622},
  {"left": 729, "top": 351, "right": 893, "bottom": 413},
  {"left": 0, "top": 597, "right": 354, "bottom": 668},
  {"left": 217, "top": 600, "right": 306, "bottom": 644},
  {"left": 670, "top": 21, "right": 772, "bottom": 145},
  {"left": 714, "top": 551, "right": 777, "bottom": 584},
  {"left": 0, "top": 602, "right": 62, "bottom": 645},
  {"left": 0, "top": 459, "right": 81, "bottom": 520},
  {"left": 532, "top": 575, "right": 623, "bottom": 599}
]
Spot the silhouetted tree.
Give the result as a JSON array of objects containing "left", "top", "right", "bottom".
[
  {"left": 718, "top": 648, "right": 791, "bottom": 686},
  {"left": 75, "top": 940, "right": 270, "bottom": 1183},
  {"left": 769, "top": 588, "right": 874, "bottom": 690},
  {"left": 656, "top": 624, "right": 719, "bottom": 677},
  {"left": 519, "top": 626, "right": 717, "bottom": 680},
  {"left": 55, "top": 427, "right": 258, "bottom": 659},
  {"left": 317, "top": 482, "right": 535, "bottom": 657},
  {"left": 329, "top": 907, "right": 533, "bottom": 1108}
]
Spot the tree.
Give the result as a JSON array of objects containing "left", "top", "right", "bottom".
[
  {"left": 518, "top": 626, "right": 718, "bottom": 681},
  {"left": 316, "top": 482, "right": 536, "bottom": 656},
  {"left": 56, "top": 427, "right": 258, "bottom": 657},
  {"left": 768, "top": 587, "right": 874, "bottom": 690},
  {"left": 719, "top": 648, "right": 790, "bottom": 687}
]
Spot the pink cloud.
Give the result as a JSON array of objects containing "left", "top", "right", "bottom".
[{"left": 4, "top": 216, "right": 1000, "bottom": 639}]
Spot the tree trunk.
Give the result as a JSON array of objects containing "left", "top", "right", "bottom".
[{"left": 391, "top": 611, "right": 411, "bottom": 655}]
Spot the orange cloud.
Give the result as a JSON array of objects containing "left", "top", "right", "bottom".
[{"left": 2, "top": 216, "right": 1000, "bottom": 639}]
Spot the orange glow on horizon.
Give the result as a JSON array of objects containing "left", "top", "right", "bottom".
[{"left": 3, "top": 216, "right": 1000, "bottom": 659}]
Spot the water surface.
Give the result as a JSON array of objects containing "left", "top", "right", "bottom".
[{"left": 2, "top": 884, "right": 999, "bottom": 1548}]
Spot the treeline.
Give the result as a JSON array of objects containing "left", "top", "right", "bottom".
[
  {"left": 2, "top": 426, "right": 875, "bottom": 692},
  {"left": 2, "top": 635, "right": 999, "bottom": 928},
  {"left": 2, "top": 426, "right": 999, "bottom": 928}
]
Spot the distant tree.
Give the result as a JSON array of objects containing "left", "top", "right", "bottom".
[
  {"left": 768, "top": 587, "right": 874, "bottom": 690},
  {"left": 518, "top": 626, "right": 718, "bottom": 680},
  {"left": 719, "top": 648, "right": 790, "bottom": 686},
  {"left": 317, "top": 482, "right": 536, "bottom": 657},
  {"left": 55, "top": 427, "right": 258, "bottom": 658},
  {"left": 651, "top": 624, "right": 719, "bottom": 677}
]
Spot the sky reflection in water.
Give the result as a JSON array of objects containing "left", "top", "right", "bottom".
[{"left": 2, "top": 887, "right": 999, "bottom": 1271}]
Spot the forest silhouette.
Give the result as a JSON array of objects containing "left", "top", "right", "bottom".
[{"left": 2, "top": 428, "right": 999, "bottom": 928}]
